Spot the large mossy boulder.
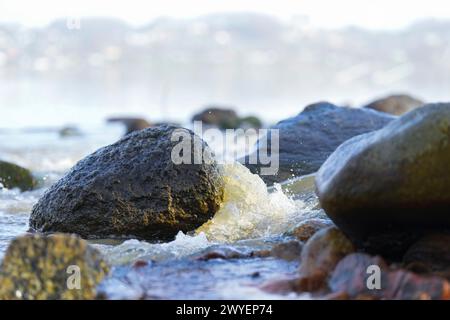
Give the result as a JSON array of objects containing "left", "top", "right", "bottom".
[
  {"left": 0, "top": 160, "right": 36, "bottom": 191},
  {"left": 0, "top": 233, "right": 109, "bottom": 300},
  {"left": 29, "top": 125, "right": 224, "bottom": 240},
  {"left": 242, "top": 102, "right": 394, "bottom": 184},
  {"left": 316, "top": 103, "right": 450, "bottom": 257},
  {"left": 364, "top": 94, "right": 424, "bottom": 115}
]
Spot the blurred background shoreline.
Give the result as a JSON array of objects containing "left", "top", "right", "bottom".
[{"left": 2, "top": 12, "right": 450, "bottom": 129}]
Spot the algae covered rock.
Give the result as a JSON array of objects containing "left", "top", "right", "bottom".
[
  {"left": 29, "top": 125, "right": 224, "bottom": 241},
  {"left": 0, "top": 233, "right": 109, "bottom": 300},
  {"left": 0, "top": 160, "right": 36, "bottom": 191},
  {"left": 316, "top": 103, "right": 450, "bottom": 257}
]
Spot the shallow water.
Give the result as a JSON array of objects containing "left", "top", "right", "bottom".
[{"left": 0, "top": 125, "right": 323, "bottom": 299}]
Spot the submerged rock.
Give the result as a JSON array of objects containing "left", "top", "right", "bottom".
[
  {"left": 0, "top": 233, "right": 109, "bottom": 300},
  {"left": 242, "top": 102, "right": 394, "bottom": 184},
  {"left": 0, "top": 160, "right": 36, "bottom": 191},
  {"left": 107, "top": 117, "right": 151, "bottom": 135},
  {"left": 29, "top": 125, "right": 224, "bottom": 241},
  {"left": 364, "top": 94, "right": 424, "bottom": 115},
  {"left": 316, "top": 103, "right": 450, "bottom": 257},
  {"left": 298, "top": 226, "right": 355, "bottom": 291}
]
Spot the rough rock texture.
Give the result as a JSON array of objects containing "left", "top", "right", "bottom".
[
  {"left": 316, "top": 103, "right": 450, "bottom": 257},
  {"left": 29, "top": 125, "right": 224, "bottom": 240},
  {"left": 364, "top": 94, "right": 424, "bottom": 115},
  {"left": 298, "top": 226, "right": 355, "bottom": 290},
  {"left": 0, "top": 160, "right": 36, "bottom": 191},
  {"left": 242, "top": 102, "right": 394, "bottom": 184},
  {"left": 330, "top": 253, "right": 450, "bottom": 300},
  {"left": 291, "top": 218, "right": 333, "bottom": 242},
  {"left": 0, "top": 233, "right": 109, "bottom": 300}
]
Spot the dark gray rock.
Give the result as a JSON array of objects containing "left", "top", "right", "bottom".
[
  {"left": 29, "top": 125, "right": 224, "bottom": 241},
  {"left": 364, "top": 94, "right": 424, "bottom": 115},
  {"left": 242, "top": 102, "right": 394, "bottom": 184},
  {"left": 316, "top": 103, "right": 450, "bottom": 257}
]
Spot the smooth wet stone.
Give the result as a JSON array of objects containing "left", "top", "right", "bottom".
[
  {"left": 364, "top": 94, "right": 424, "bottom": 115},
  {"left": 0, "top": 233, "right": 109, "bottom": 300},
  {"left": 30, "top": 125, "right": 224, "bottom": 241},
  {"left": 298, "top": 226, "right": 355, "bottom": 291},
  {"left": 316, "top": 103, "right": 450, "bottom": 257},
  {"left": 0, "top": 160, "right": 36, "bottom": 191},
  {"left": 290, "top": 218, "right": 333, "bottom": 242},
  {"left": 241, "top": 102, "right": 394, "bottom": 184},
  {"left": 330, "top": 253, "right": 450, "bottom": 300}
]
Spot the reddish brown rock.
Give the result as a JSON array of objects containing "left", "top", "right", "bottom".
[
  {"left": 270, "top": 241, "right": 303, "bottom": 261},
  {"left": 291, "top": 219, "right": 333, "bottom": 242},
  {"left": 329, "top": 253, "right": 450, "bottom": 300},
  {"left": 403, "top": 233, "right": 450, "bottom": 279},
  {"left": 298, "top": 226, "right": 355, "bottom": 290}
]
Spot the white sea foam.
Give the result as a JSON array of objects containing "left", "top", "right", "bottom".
[
  {"left": 95, "top": 231, "right": 211, "bottom": 265},
  {"left": 196, "top": 162, "right": 307, "bottom": 242}
]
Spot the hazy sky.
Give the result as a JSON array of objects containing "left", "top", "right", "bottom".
[{"left": 1, "top": 0, "right": 450, "bottom": 30}]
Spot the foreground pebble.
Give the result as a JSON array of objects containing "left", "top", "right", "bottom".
[
  {"left": 0, "top": 233, "right": 109, "bottom": 300},
  {"left": 330, "top": 253, "right": 450, "bottom": 300},
  {"left": 297, "top": 226, "right": 355, "bottom": 291}
]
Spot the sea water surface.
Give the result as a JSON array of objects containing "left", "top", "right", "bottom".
[{"left": 0, "top": 124, "right": 323, "bottom": 299}]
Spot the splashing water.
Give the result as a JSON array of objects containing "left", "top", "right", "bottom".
[
  {"left": 196, "top": 162, "right": 306, "bottom": 242},
  {"left": 94, "top": 231, "right": 211, "bottom": 265}
]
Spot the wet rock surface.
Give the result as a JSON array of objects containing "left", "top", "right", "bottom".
[
  {"left": 316, "top": 103, "right": 450, "bottom": 257},
  {"left": 29, "top": 125, "right": 224, "bottom": 241},
  {"left": 364, "top": 94, "right": 424, "bottom": 115},
  {"left": 403, "top": 233, "right": 450, "bottom": 279},
  {"left": 0, "top": 233, "right": 109, "bottom": 300},
  {"left": 330, "top": 253, "right": 450, "bottom": 300},
  {"left": 0, "top": 160, "right": 36, "bottom": 191},
  {"left": 242, "top": 102, "right": 394, "bottom": 184},
  {"left": 297, "top": 226, "right": 355, "bottom": 291},
  {"left": 290, "top": 218, "right": 333, "bottom": 242}
]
